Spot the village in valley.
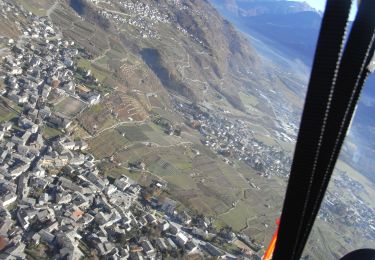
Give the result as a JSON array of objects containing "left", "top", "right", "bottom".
[
  {"left": 0, "top": 0, "right": 374, "bottom": 259},
  {"left": 0, "top": 1, "right": 264, "bottom": 259},
  {"left": 172, "top": 100, "right": 292, "bottom": 179}
]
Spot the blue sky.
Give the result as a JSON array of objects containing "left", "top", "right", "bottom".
[
  {"left": 297, "top": 0, "right": 358, "bottom": 20},
  {"left": 299, "top": 0, "right": 326, "bottom": 11}
]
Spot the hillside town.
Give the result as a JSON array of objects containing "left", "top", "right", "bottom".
[
  {"left": 173, "top": 100, "right": 293, "bottom": 178},
  {"left": 0, "top": 0, "right": 374, "bottom": 259},
  {"left": 318, "top": 171, "right": 375, "bottom": 241},
  {"left": 98, "top": 0, "right": 170, "bottom": 39},
  {"left": 0, "top": 1, "right": 263, "bottom": 259},
  {"left": 172, "top": 98, "right": 375, "bottom": 245},
  {"left": 95, "top": 0, "right": 206, "bottom": 46}
]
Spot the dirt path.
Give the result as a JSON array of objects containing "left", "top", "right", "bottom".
[{"left": 84, "top": 120, "right": 146, "bottom": 140}]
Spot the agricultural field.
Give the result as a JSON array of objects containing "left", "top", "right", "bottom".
[
  {"left": 0, "top": 96, "right": 22, "bottom": 114},
  {"left": 188, "top": 197, "right": 216, "bottom": 216},
  {"left": 152, "top": 107, "right": 184, "bottom": 124},
  {"left": 96, "top": 56, "right": 110, "bottom": 69},
  {"left": 148, "top": 95, "right": 164, "bottom": 109},
  {"left": 70, "top": 124, "right": 91, "bottom": 140},
  {"left": 25, "top": 243, "right": 49, "bottom": 260},
  {"left": 0, "top": 104, "right": 17, "bottom": 123},
  {"left": 218, "top": 201, "right": 254, "bottom": 231},
  {"left": 239, "top": 91, "right": 259, "bottom": 107},
  {"left": 104, "top": 92, "right": 148, "bottom": 122},
  {"left": 147, "top": 156, "right": 181, "bottom": 177},
  {"left": 42, "top": 126, "right": 62, "bottom": 140},
  {"left": 115, "top": 143, "right": 155, "bottom": 163},
  {"left": 77, "top": 58, "right": 110, "bottom": 82},
  {"left": 50, "top": 5, "right": 110, "bottom": 57},
  {"left": 15, "top": 0, "right": 52, "bottom": 17},
  {"left": 53, "top": 96, "right": 86, "bottom": 118},
  {"left": 87, "top": 129, "right": 129, "bottom": 159},
  {"left": 109, "top": 132, "right": 285, "bottom": 245},
  {"left": 163, "top": 174, "right": 197, "bottom": 190},
  {"left": 117, "top": 125, "right": 150, "bottom": 142},
  {"left": 303, "top": 217, "right": 374, "bottom": 260},
  {"left": 160, "top": 150, "right": 194, "bottom": 171},
  {"left": 84, "top": 102, "right": 286, "bottom": 248},
  {"left": 78, "top": 104, "right": 116, "bottom": 134},
  {"left": 335, "top": 160, "right": 375, "bottom": 208},
  {"left": 253, "top": 133, "right": 279, "bottom": 147},
  {"left": 104, "top": 166, "right": 133, "bottom": 179},
  {"left": 115, "top": 122, "right": 181, "bottom": 146},
  {"left": 142, "top": 129, "right": 174, "bottom": 146},
  {"left": 194, "top": 157, "right": 282, "bottom": 242},
  {"left": 101, "top": 163, "right": 158, "bottom": 187}
]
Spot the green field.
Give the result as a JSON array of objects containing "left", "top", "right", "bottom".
[
  {"left": 42, "top": 126, "right": 62, "bottom": 139},
  {"left": 0, "top": 105, "right": 17, "bottom": 122},
  {"left": 189, "top": 197, "right": 216, "bottom": 216},
  {"left": 253, "top": 133, "right": 279, "bottom": 147},
  {"left": 16, "top": 0, "right": 49, "bottom": 16},
  {"left": 302, "top": 158, "right": 375, "bottom": 260},
  {"left": 54, "top": 96, "right": 86, "bottom": 118},
  {"left": 25, "top": 243, "right": 49, "bottom": 260},
  {"left": 96, "top": 56, "right": 110, "bottom": 68},
  {"left": 148, "top": 158, "right": 179, "bottom": 177},
  {"left": 117, "top": 125, "right": 150, "bottom": 142},
  {"left": 88, "top": 129, "right": 129, "bottom": 159},
  {"left": 105, "top": 166, "right": 157, "bottom": 187},
  {"left": 335, "top": 160, "right": 375, "bottom": 208},
  {"left": 239, "top": 91, "right": 259, "bottom": 107},
  {"left": 163, "top": 174, "right": 197, "bottom": 190},
  {"left": 115, "top": 144, "right": 154, "bottom": 163},
  {"left": 218, "top": 201, "right": 254, "bottom": 231},
  {"left": 160, "top": 146, "right": 193, "bottom": 164},
  {"left": 115, "top": 123, "right": 179, "bottom": 146},
  {"left": 77, "top": 58, "right": 110, "bottom": 82},
  {"left": 0, "top": 96, "right": 22, "bottom": 113},
  {"left": 106, "top": 167, "right": 131, "bottom": 178},
  {"left": 303, "top": 218, "right": 370, "bottom": 260},
  {"left": 152, "top": 108, "right": 183, "bottom": 124},
  {"left": 144, "top": 131, "right": 172, "bottom": 145},
  {"left": 79, "top": 104, "right": 116, "bottom": 134}
]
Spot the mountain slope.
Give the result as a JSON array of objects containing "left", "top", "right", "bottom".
[
  {"left": 214, "top": 0, "right": 316, "bottom": 16},
  {"left": 61, "top": 0, "right": 264, "bottom": 113},
  {"left": 211, "top": 0, "right": 322, "bottom": 65},
  {"left": 210, "top": 0, "right": 375, "bottom": 183}
]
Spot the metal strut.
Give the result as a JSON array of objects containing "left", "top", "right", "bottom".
[{"left": 272, "top": 0, "right": 375, "bottom": 259}]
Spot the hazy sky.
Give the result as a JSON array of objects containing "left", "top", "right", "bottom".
[
  {"left": 299, "top": 0, "right": 326, "bottom": 11},
  {"left": 296, "top": 0, "right": 358, "bottom": 20}
]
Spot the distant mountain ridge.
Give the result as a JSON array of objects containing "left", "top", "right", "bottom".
[
  {"left": 211, "top": 0, "right": 375, "bottom": 183},
  {"left": 210, "top": 0, "right": 322, "bottom": 65},
  {"left": 217, "top": 0, "right": 317, "bottom": 17}
]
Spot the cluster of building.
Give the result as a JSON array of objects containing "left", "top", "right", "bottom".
[
  {"left": 90, "top": 0, "right": 207, "bottom": 48},
  {"left": 0, "top": 1, "right": 263, "bottom": 259},
  {"left": 175, "top": 24, "right": 206, "bottom": 48},
  {"left": 137, "top": 181, "right": 262, "bottom": 259},
  {"left": 173, "top": 101, "right": 292, "bottom": 178},
  {"left": 0, "top": 119, "right": 253, "bottom": 258},
  {"left": 318, "top": 170, "right": 375, "bottom": 241},
  {"left": 1, "top": 3, "right": 101, "bottom": 129},
  {"left": 98, "top": 0, "right": 169, "bottom": 39},
  {"left": 0, "top": 2, "right": 128, "bottom": 259}
]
